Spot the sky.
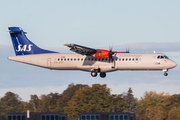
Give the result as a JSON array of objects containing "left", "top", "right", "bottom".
[{"left": 0, "top": 0, "right": 180, "bottom": 101}]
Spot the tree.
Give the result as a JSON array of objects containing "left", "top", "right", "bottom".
[
  {"left": 22, "top": 101, "right": 35, "bottom": 112},
  {"left": 167, "top": 107, "right": 180, "bottom": 120},
  {"left": 0, "top": 115, "right": 6, "bottom": 120},
  {"left": 123, "top": 88, "right": 137, "bottom": 113},
  {"left": 160, "top": 94, "right": 180, "bottom": 120},
  {"left": 37, "top": 93, "right": 62, "bottom": 112},
  {"left": 29, "top": 94, "right": 40, "bottom": 111},
  {"left": 64, "top": 84, "right": 126, "bottom": 120},
  {"left": 136, "top": 91, "right": 169, "bottom": 120},
  {"left": 57, "top": 83, "right": 88, "bottom": 113},
  {"left": 22, "top": 94, "right": 40, "bottom": 112},
  {"left": 0, "top": 92, "right": 24, "bottom": 118},
  {"left": 147, "top": 106, "right": 165, "bottom": 120}
]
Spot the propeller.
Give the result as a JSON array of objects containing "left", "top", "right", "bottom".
[
  {"left": 125, "top": 46, "right": 130, "bottom": 53},
  {"left": 108, "top": 45, "right": 117, "bottom": 68},
  {"left": 108, "top": 46, "right": 115, "bottom": 62},
  {"left": 112, "top": 52, "right": 117, "bottom": 68}
]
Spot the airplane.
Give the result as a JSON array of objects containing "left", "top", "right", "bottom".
[{"left": 7, "top": 27, "right": 177, "bottom": 78}]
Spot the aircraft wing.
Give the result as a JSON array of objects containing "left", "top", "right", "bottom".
[{"left": 64, "top": 43, "right": 97, "bottom": 56}]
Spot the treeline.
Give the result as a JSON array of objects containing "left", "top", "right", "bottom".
[{"left": 0, "top": 83, "right": 180, "bottom": 120}]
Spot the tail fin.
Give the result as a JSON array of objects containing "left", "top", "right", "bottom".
[{"left": 8, "top": 27, "right": 58, "bottom": 56}]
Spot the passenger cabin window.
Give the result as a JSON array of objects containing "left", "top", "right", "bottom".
[
  {"left": 119, "top": 58, "right": 121, "bottom": 61},
  {"left": 74, "top": 58, "right": 76, "bottom": 61},
  {"left": 78, "top": 58, "right": 79, "bottom": 61},
  {"left": 67, "top": 58, "right": 69, "bottom": 61},
  {"left": 122, "top": 58, "right": 124, "bottom": 61},
  {"left": 81, "top": 58, "right": 83, "bottom": 61},
  {"left": 64, "top": 58, "right": 66, "bottom": 61}
]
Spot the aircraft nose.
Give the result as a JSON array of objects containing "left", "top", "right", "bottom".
[{"left": 171, "top": 61, "right": 177, "bottom": 68}]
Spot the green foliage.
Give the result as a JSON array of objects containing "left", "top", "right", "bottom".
[
  {"left": 0, "top": 84, "right": 180, "bottom": 120},
  {"left": 22, "top": 83, "right": 87, "bottom": 113},
  {"left": 136, "top": 93, "right": 180, "bottom": 120},
  {"left": 167, "top": 107, "right": 180, "bottom": 120},
  {"left": 0, "top": 91, "right": 24, "bottom": 119},
  {"left": 0, "top": 115, "right": 6, "bottom": 120},
  {"left": 37, "top": 92, "right": 62, "bottom": 112},
  {"left": 123, "top": 88, "right": 137, "bottom": 113},
  {"left": 60, "top": 83, "right": 88, "bottom": 112},
  {"left": 64, "top": 84, "right": 126, "bottom": 120}
]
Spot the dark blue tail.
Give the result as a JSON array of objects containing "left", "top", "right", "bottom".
[{"left": 8, "top": 27, "right": 58, "bottom": 56}]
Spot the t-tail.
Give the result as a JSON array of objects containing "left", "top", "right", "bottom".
[{"left": 8, "top": 27, "right": 58, "bottom": 56}]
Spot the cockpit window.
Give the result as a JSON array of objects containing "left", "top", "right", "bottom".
[
  {"left": 164, "top": 56, "right": 169, "bottom": 59},
  {"left": 157, "top": 55, "right": 169, "bottom": 59},
  {"left": 160, "top": 56, "right": 164, "bottom": 59}
]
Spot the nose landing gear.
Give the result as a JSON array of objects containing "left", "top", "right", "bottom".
[
  {"left": 163, "top": 69, "right": 168, "bottom": 76},
  {"left": 164, "top": 72, "right": 168, "bottom": 76}
]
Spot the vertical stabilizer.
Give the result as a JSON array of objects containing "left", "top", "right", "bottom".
[{"left": 8, "top": 27, "right": 57, "bottom": 55}]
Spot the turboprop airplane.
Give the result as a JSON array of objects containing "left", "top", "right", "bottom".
[{"left": 7, "top": 27, "right": 177, "bottom": 78}]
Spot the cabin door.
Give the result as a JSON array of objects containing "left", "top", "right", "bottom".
[{"left": 47, "top": 58, "right": 51, "bottom": 67}]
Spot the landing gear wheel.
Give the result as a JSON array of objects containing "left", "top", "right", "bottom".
[
  {"left": 164, "top": 72, "right": 168, "bottom": 76},
  {"left": 100, "top": 72, "right": 106, "bottom": 78},
  {"left": 91, "top": 71, "right": 97, "bottom": 77}
]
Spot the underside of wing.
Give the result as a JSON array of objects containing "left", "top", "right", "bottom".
[{"left": 64, "top": 43, "right": 97, "bottom": 56}]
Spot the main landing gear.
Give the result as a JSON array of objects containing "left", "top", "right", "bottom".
[
  {"left": 91, "top": 71, "right": 97, "bottom": 77},
  {"left": 91, "top": 71, "right": 106, "bottom": 78},
  {"left": 100, "top": 72, "right": 106, "bottom": 78}
]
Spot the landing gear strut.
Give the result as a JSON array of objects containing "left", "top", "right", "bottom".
[{"left": 163, "top": 69, "right": 168, "bottom": 76}]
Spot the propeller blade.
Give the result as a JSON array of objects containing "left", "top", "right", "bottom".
[{"left": 108, "top": 44, "right": 116, "bottom": 62}]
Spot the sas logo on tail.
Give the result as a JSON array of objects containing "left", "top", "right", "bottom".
[{"left": 16, "top": 44, "right": 33, "bottom": 52}]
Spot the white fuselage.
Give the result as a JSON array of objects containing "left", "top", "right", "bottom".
[{"left": 8, "top": 53, "right": 177, "bottom": 73}]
